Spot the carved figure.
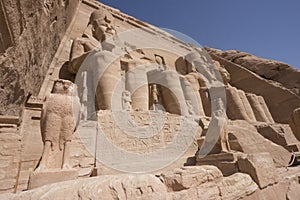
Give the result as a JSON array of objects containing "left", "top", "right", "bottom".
[
  {"left": 122, "top": 90, "right": 132, "bottom": 111},
  {"left": 213, "top": 98, "right": 230, "bottom": 153},
  {"left": 35, "top": 79, "right": 81, "bottom": 171}
]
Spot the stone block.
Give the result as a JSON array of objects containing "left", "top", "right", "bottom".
[
  {"left": 28, "top": 169, "right": 78, "bottom": 189},
  {"left": 237, "top": 153, "right": 277, "bottom": 189},
  {"left": 160, "top": 166, "right": 222, "bottom": 192},
  {"left": 196, "top": 152, "right": 243, "bottom": 176}
]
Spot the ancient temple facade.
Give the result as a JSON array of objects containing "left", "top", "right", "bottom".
[{"left": 1, "top": 0, "right": 300, "bottom": 199}]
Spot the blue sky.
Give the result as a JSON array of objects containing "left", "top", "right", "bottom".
[{"left": 99, "top": 0, "right": 300, "bottom": 70}]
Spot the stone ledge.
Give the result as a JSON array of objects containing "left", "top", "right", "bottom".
[
  {"left": 0, "top": 116, "right": 19, "bottom": 125},
  {"left": 28, "top": 169, "right": 78, "bottom": 189}
]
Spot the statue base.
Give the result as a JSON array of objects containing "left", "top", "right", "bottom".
[
  {"left": 196, "top": 152, "right": 245, "bottom": 176},
  {"left": 28, "top": 169, "right": 78, "bottom": 189}
]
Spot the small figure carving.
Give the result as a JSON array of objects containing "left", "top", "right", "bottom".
[
  {"left": 122, "top": 90, "right": 132, "bottom": 111},
  {"left": 150, "top": 84, "right": 165, "bottom": 111},
  {"left": 213, "top": 98, "right": 230, "bottom": 153},
  {"left": 35, "top": 79, "right": 81, "bottom": 172}
]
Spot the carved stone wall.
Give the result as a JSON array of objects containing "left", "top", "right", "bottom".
[{"left": 0, "top": 116, "right": 20, "bottom": 194}]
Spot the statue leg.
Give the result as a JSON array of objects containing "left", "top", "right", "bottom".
[
  {"left": 220, "top": 140, "right": 229, "bottom": 153},
  {"left": 220, "top": 129, "right": 229, "bottom": 153},
  {"left": 61, "top": 116, "right": 75, "bottom": 169},
  {"left": 62, "top": 141, "right": 71, "bottom": 169},
  {"left": 34, "top": 141, "right": 51, "bottom": 173}
]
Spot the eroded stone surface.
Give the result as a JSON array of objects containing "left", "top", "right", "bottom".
[{"left": 0, "top": 166, "right": 258, "bottom": 200}]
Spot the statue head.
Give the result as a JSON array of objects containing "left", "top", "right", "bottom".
[
  {"left": 89, "top": 8, "right": 116, "bottom": 42},
  {"left": 52, "top": 79, "right": 77, "bottom": 96},
  {"left": 185, "top": 52, "right": 204, "bottom": 73}
]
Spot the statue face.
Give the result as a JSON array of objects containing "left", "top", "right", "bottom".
[{"left": 91, "top": 17, "right": 116, "bottom": 42}]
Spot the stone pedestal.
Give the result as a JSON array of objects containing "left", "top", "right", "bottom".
[
  {"left": 28, "top": 169, "right": 78, "bottom": 189},
  {"left": 196, "top": 152, "right": 245, "bottom": 176}
]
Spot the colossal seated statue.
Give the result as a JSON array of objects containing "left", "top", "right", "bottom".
[
  {"left": 217, "top": 62, "right": 274, "bottom": 123},
  {"left": 69, "top": 8, "right": 150, "bottom": 114}
]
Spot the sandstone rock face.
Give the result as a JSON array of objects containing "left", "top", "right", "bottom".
[
  {"left": 0, "top": 0, "right": 80, "bottom": 116},
  {"left": 209, "top": 49, "right": 300, "bottom": 96},
  {"left": 237, "top": 153, "right": 277, "bottom": 189},
  {"left": 256, "top": 123, "right": 300, "bottom": 152},
  {"left": 289, "top": 107, "right": 300, "bottom": 141},
  {"left": 228, "top": 120, "right": 291, "bottom": 167}
]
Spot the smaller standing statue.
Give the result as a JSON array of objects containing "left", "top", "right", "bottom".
[
  {"left": 214, "top": 98, "right": 230, "bottom": 153},
  {"left": 38, "top": 79, "right": 81, "bottom": 170},
  {"left": 122, "top": 90, "right": 132, "bottom": 111},
  {"left": 202, "top": 98, "right": 230, "bottom": 154},
  {"left": 29, "top": 79, "right": 81, "bottom": 189}
]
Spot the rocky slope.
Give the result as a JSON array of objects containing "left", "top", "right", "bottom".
[{"left": 206, "top": 48, "right": 300, "bottom": 96}]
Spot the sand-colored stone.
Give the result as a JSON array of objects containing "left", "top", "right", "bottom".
[
  {"left": 36, "top": 80, "right": 81, "bottom": 171},
  {"left": 28, "top": 169, "right": 78, "bottom": 190},
  {"left": 227, "top": 120, "right": 291, "bottom": 167},
  {"left": 246, "top": 93, "right": 270, "bottom": 123},
  {"left": 2, "top": 0, "right": 300, "bottom": 198},
  {"left": 28, "top": 80, "right": 81, "bottom": 189},
  {"left": 226, "top": 86, "right": 251, "bottom": 121},
  {"left": 210, "top": 49, "right": 300, "bottom": 96},
  {"left": 257, "top": 95, "right": 275, "bottom": 123},
  {"left": 0, "top": 0, "right": 80, "bottom": 116},
  {"left": 0, "top": 166, "right": 258, "bottom": 200},
  {"left": 160, "top": 165, "right": 223, "bottom": 191},
  {"left": 289, "top": 107, "right": 300, "bottom": 141},
  {"left": 207, "top": 49, "right": 300, "bottom": 123},
  {"left": 238, "top": 90, "right": 256, "bottom": 122},
  {"left": 237, "top": 153, "right": 277, "bottom": 189},
  {"left": 256, "top": 123, "right": 300, "bottom": 152}
]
